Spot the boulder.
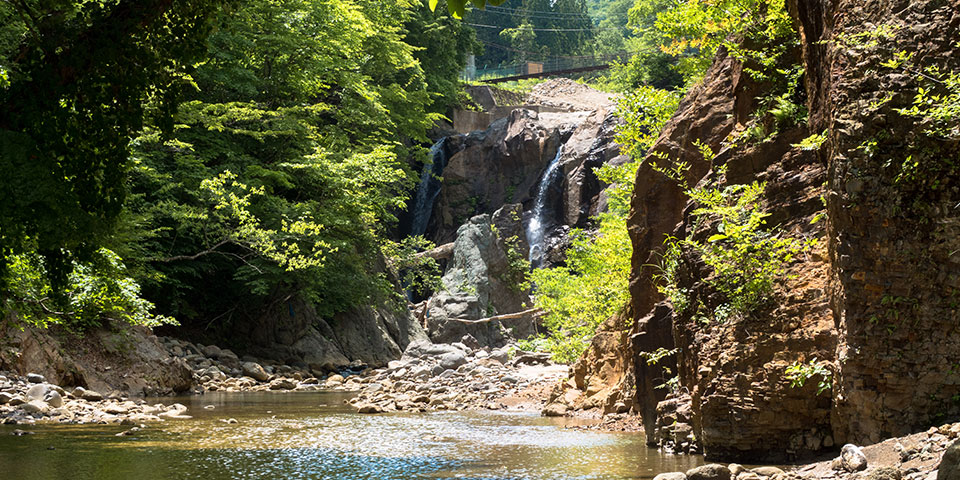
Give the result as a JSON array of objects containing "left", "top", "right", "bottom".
[
  {"left": 867, "top": 467, "right": 902, "bottom": 480},
  {"left": 424, "top": 215, "right": 533, "bottom": 346},
  {"left": 939, "top": 439, "right": 960, "bottom": 480},
  {"left": 241, "top": 362, "right": 270, "bottom": 382},
  {"left": 25, "top": 384, "right": 52, "bottom": 402},
  {"left": 21, "top": 400, "right": 48, "bottom": 414},
  {"left": 43, "top": 390, "right": 63, "bottom": 408},
  {"left": 841, "top": 444, "right": 868, "bottom": 472},
  {"left": 750, "top": 467, "right": 784, "bottom": 477},
  {"left": 200, "top": 345, "right": 222, "bottom": 359},
  {"left": 440, "top": 352, "right": 467, "bottom": 371},
  {"left": 653, "top": 473, "right": 687, "bottom": 480},
  {"left": 358, "top": 404, "right": 383, "bottom": 414},
  {"left": 542, "top": 403, "right": 568, "bottom": 417},
  {"left": 26, "top": 373, "right": 45, "bottom": 384},
  {"left": 686, "top": 464, "right": 731, "bottom": 480}
]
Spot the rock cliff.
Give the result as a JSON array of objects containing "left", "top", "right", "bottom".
[{"left": 569, "top": 0, "right": 960, "bottom": 462}]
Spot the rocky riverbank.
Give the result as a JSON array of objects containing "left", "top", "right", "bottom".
[
  {"left": 348, "top": 337, "right": 568, "bottom": 414},
  {"left": 650, "top": 422, "right": 960, "bottom": 480},
  {"left": 0, "top": 372, "right": 192, "bottom": 425}
]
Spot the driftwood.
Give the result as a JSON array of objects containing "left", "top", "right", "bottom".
[
  {"left": 414, "top": 242, "right": 455, "bottom": 261},
  {"left": 446, "top": 308, "right": 544, "bottom": 324}
]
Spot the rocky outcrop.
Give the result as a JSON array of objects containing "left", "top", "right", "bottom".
[
  {"left": 424, "top": 214, "right": 534, "bottom": 346},
  {"left": 798, "top": 0, "right": 960, "bottom": 445},
  {"left": 0, "top": 320, "right": 193, "bottom": 396},
  {"left": 431, "top": 108, "right": 582, "bottom": 243},
  {"left": 571, "top": 0, "right": 960, "bottom": 463}
]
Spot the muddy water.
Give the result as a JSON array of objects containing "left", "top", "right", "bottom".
[{"left": 0, "top": 391, "right": 703, "bottom": 479}]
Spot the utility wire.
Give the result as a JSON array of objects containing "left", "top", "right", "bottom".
[{"left": 484, "top": 5, "right": 591, "bottom": 16}]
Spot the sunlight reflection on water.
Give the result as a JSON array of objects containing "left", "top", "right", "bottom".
[{"left": 0, "top": 391, "right": 703, "bottom": 480}]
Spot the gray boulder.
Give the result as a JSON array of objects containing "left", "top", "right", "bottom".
[
  {"left": 242, "top": 362, "right": 270, "bottom": 382},
  {"left": 424, "top": 215, "right": 533, "bottom": 346},
  {"left": 440, "top": 352, "right": 467, "bottom": 371},
  {"left": 939, "top": 439, "right": 960, "bottom": 480},
  {"left": 686, "top": 464, "right": 731, "bottom": 480},
  {"left": 653, "top": 473, "right": 687, "bottom": 480},
  {"left": 841, "top": 444, "right": 868, "bottom": 472}
]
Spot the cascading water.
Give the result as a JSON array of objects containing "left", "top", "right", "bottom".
[
  {"left": 409, "top": 138, "right": 448, "bottom": 238},
  {"left": 526, "top": 145, "right": 564, "bottom": 268}
]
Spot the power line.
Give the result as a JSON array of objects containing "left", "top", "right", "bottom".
[
  {"left": 484, "top": 5, "right": 590, "bottom": 17},
  {"left": 472, "top": 8, "right": 593, "bottom": 21}
]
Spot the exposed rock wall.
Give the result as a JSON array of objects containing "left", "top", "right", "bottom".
[
  {"left": 0, "top": 320, "right": 193, "bottom": 396},
  {"left": 798, "top": 0, "right": 960, "bottom": 444},
  {"left": 425, "top": 214, "right": 534, "bottom": 346},
  {"left": 579, "top": 0, "right": 960, "bottom": 462}
]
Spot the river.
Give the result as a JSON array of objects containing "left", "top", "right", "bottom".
[{"left": 0, "top": 391, "right": 703, "bottom": 479}]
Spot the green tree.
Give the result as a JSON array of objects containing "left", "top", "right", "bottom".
[{"left": 0, "top": 0, "right": 223, "bottom": 289}]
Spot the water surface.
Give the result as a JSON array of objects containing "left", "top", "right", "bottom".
[{"left": 0, "top": 391, "right": 703, "bottom": 479}]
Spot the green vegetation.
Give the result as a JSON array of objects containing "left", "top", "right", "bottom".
[
  {"left": 1, "top": 0, "right": 474, "bottom": 332},
  {"left": 658, "top": 183, "right": 812, "bottom": 324},
  {"left": 530, "top": 216, "right": 632, "bottom": 362},
  {"left": 785, "top": 359, "right": 832, "bottom": 396}
]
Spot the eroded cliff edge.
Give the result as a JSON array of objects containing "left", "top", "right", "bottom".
[{"left": 569, "top": 0, "right": 960, "bottom": 462}]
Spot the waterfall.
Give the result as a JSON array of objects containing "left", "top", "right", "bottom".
[
  {"left": 526, "top": 145, "right": 564, "bottom": 268},
  {"left": 409, "top": 138, "right": 448, "bottom": 238}
]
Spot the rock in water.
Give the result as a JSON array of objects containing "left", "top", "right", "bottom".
[
  {"left": 686, "top": 464, "right": 731, "bottom": 480},
  {"left": 653, "top": 473, "right": 687, "bottom": 480},
  {"left": 542, "top": 403, "right": 568, "bottom": 417},
  {"left": 939, "top": 440, "right": 960, "bottom": 480},
  {"left": 841, "top": 443, "right": 868, "bottom": 472}
]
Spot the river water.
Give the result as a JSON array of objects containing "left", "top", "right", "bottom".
[{"left": 0, "top": 391, "right": 703, "bottom": 480}]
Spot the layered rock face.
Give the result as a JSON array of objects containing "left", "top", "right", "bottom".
[
  {"left": 574, "top": 0, "right": 960, "bottom": 461},
  {"left": 799, "top": 0, "right": 960, "bottom": 444}
]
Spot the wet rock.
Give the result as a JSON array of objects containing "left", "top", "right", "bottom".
[
  {"left": 686, "top": 464, "right": 732, "bottom": 480},
  {"left": 542, "top": 403, "right": 568, "bottom": 417},
  {"left": 842, "top": 444, "right": 868, "bottom": 472},
  {"left": 939, "top": 439, "right": 960, "bottom": 480},
  {"left": 654, "top": 473, "right": 687, "bottom": 480},
  {"left": 357, "top": 404, "right": 384, "bottom": 414},
  {"left": 241, "top": 362, "right": 270, "bottom": 382},
  {"left": 26, "top": 373, "right": 45, "bottom": 384},
  {"left": 11, "top": 429, "right": 34, "bottom": 436},
  {"left": 269, "top": 378, "right": 297, "bottom": 390}
]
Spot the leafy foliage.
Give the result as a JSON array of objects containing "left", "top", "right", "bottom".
[
  {"left": 5, "top": 249, "right": 174, "bottom": 330},
  {"left": 658, "top": 183, "right": 813, "bottom": 323},
  {"left": 0, "top": 0, "right": 223, "bottom": 289},
  {"left": 530, "top": 214, "right": 631, "bottom": 362},
  {"left": 603, "top": 86, "right": 683, "bottom": 206},
  {"left": 785, "top": 359, "right": 832, "bottom": 396},
  {"left": 382, "top": 236, "right": 442, "bottom": 299}
]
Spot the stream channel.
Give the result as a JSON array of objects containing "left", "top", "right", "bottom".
[{"left": 0, "top": 390, "right": 704, "bottom": 479}]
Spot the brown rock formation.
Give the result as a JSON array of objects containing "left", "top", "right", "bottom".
[{"left": 573, "top": 0, "right": 960, "bottom": 462}]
